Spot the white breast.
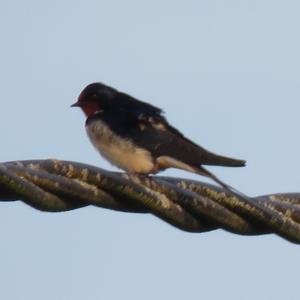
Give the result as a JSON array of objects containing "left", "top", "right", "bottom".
[{"left": 86, "top": 120, "right": 155, "bottom": 174}]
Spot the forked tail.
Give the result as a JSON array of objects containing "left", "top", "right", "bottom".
[{"left": 191, "top": 165, "right": 247, "bottom": 197}]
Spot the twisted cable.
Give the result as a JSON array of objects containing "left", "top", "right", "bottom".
[{"left": 1, "top": 159, "right": 300, "bottom": 244}]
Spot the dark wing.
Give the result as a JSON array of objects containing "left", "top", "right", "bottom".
[
  {"left": 102, "top": 108, "right": 245, "bottom": 167},
  {"left": 138, "top": 118, "right": 245, "bottom": 167}
]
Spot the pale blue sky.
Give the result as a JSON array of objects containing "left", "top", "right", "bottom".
[{"left": 1, "top": 1, "right": 300, "bottom": 299}]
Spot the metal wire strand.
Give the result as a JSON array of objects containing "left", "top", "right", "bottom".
[{"left": 1, "top": 159, "right": 300, "bottom": 244}]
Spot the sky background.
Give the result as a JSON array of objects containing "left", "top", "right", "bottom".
[{"left": 1, "top": 1, "right": 300, "bottom": 299}]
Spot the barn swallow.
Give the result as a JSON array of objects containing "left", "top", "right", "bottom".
[{"left": 71, "top": 82, "right": 246, "bottom": 189}]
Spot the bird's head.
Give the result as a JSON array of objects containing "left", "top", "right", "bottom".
[{"left": 71, "top": 82, "right": 116, "bottom": 117}]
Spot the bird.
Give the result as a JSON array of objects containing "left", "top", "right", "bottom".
[{"left": 71, "top": 82, "right": 246, "bottom": 190}]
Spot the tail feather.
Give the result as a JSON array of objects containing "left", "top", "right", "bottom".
[
  {"left": 191, "top": 165, "right": 232, "bottom": 191},
  {"left": 191, "top": 164, "right": 250, "bottom": 198},
  {"left": 156, "top": 155, "right": 240, "bottom": 193},
  {"left": 200, "top": 151, "right": 246, "bottom": 167},
  {"left": 176, "top": 131, "right": 246, "bottom": 167}
]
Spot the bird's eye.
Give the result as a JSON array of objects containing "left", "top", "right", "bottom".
[{"left": 92, "top": 93, "right": 98, "bottom": 99}]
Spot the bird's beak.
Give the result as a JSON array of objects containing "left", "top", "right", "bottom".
[{"left": 70, "top": 101, "right": 81, "bottom": 108}]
